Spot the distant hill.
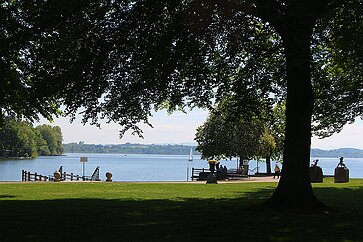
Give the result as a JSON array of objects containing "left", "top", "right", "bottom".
[
  {"left": 63, "top": 143, "right": 363, "bottom": 158},
  {"left": 63, "top": 142, "right": 200, "bottom": 155},
  {"left": 311, "top": 148, "right": 363, "bottom": 158}
]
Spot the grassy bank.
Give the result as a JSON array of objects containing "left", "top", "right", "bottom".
[{"left": 0, "top": 179, "right": 362, "bottom": 241}]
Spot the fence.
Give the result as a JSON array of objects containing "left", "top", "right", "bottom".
[
  {"left": 21, "top": 166, "right": 101, "bottom": 182},
  {"left": 22, "top": 170, "right": 51, "bottom": 181}
]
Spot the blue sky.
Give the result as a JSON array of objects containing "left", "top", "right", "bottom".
[
  {"left": 38, "top": 110, "right": 363, "bottom": 150},
  {"left": 38, "top": 108, "right": 209, "bottom": 145},
  {"left": 311, "top": 119, "right": 363, "bottom": 149}
]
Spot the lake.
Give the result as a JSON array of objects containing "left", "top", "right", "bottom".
[{"left": 0, "top": 153, "right": 362, "bottom": 181}]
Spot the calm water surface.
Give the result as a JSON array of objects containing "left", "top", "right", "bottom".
[{"left": 0, "top": 153, "right": 362, "bottom": 181}]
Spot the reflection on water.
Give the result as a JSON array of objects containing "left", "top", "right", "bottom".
[{"left": 0, "top": 153, "right": 362, "bottom": 181}]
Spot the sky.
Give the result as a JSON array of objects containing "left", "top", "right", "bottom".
[
  {"left": 38, "top": 109, "right": 363, "bottom": 150},
  {"left": 311, "top": 119, "right": 363, "bottom": 150},
  {"left": 38, "top": 108, "right": 209, "bottom": 145}
]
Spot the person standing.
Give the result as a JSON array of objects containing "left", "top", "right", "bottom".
[{"left": 273, "top": 163, "right": 281, "bottom": 179}]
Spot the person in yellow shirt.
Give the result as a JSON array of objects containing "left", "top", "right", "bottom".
[{"left": 273, "top": 163, "right": 280, "bottom": 179}]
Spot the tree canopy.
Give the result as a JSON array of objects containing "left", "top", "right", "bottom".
[
  {"left": 35, "top": 124, "right": 64, "bottom": 155},
  {"left": 2, "top": 1, "right": 361, "bottom": 134},
  {"left": 195, "top": 96, "right": 282, "bottom": 159},
  {"left": 311, "top": 0, "right": 363, "bottom": 137},
  {"left": 1, "top": 1, "right": 283, "bottom": 132},
  {"left": 195, "top": 97, "right": 284, "bottom": 174},
  {"left": 0, "top": 119, "right": 63, "bottom": 157}
]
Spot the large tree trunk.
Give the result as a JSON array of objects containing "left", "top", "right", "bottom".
[{"left": 265, "top": 24, "right": 326, "bottom": 210}]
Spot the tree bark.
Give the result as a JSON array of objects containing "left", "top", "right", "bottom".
[
  {"left": 264, "top": 23, "right": 326, "bottom": 210},
  {"left": 266, "top": 156, "right": 271, "bottom": 175}
]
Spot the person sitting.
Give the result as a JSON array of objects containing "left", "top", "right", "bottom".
[
  {"left": 223, "top": 165, "right": 227, "bottom": 173},
  {"left": 237, "top": 166, "right": 244, "bottom": 174},
  {"left": 218, "top": 165, "right": 223, "bottom": 172}
]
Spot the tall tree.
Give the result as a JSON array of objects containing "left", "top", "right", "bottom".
[
  {"left": 258, "top": 130, "right": 276, "bottom": 175},
  {"left": 0, "top": 119, "right": 63, "bottom": 157},
  {"left": 196, "top": 97, "right": 284, "bottom": 174},
  {"left": 36, "top": 124, "right": 63, "bottom": 156},
  {"left": 52, "top": 126, "right": 64, "bottom": 155},
  {"left": 1, "top": 1, "right": 362, "bottom": 209},
  {"left": 35, "top": 130, "right": 51, "bottom": 156},
  {"left": 0, "top": 119, "right": 38, "bottom": 157},
  {"left": 0, "top": 120, "right": 21, "bottom": 157},
  {"left": 16, "top": 121, "right": 39, "bottom": 157},
  {"left": 252, "top": 1, "right": 322, "bottom": 209},
  {"left": 195, "top": 99, "right": 265, "bottom": 161}
]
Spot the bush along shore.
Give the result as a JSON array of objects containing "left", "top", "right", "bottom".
[{"left": 0, "top": 118, "right": 63, "bottom": 158}]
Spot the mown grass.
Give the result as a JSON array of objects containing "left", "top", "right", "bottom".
[{"left": 1, "top": 179, "right": 363, "bottom": 241}]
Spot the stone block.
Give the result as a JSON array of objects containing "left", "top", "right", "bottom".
[
  {"left": 310, "top": 166, "right": 323, "bottom": 183},
  {"left": 334, "top": 167, "right": 349, "bottom": 183}
]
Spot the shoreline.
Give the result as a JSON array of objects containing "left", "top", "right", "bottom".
[{"left": 0, "top": 176, "right": 280, "bottom": 184}]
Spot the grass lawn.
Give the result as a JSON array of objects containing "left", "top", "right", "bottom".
[{"left": 1, "top": 179, "right": 363, "bottom": 241}]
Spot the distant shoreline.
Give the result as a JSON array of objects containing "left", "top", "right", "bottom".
[
  {"left": 0, "top": 154, "right": 65, "bottom": 160},
  {"left": 63, "top": 143, "right": 363, "bottom": 158},
  {"left": 311, "top": 148, "right": 363, "bottom": 158},
  {"left": 3, "top": 148, "right": 363, "bottom": 158},
  {"left": 63, "top": 143, "right": 201, "bottom": 156}
]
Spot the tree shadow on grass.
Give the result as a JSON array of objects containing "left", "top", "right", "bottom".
[
  {"left": 0, "top": 194, "right": 15, "bottom": 198},
  {"left": 0, "top": 187, "right": 362, "bottom": 242}
]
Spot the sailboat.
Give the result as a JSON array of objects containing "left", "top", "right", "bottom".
[
  {"left": 188, "top": 148, "right": 193, "bottom": 161},
  {"left": 187, "top": 148, "right": 193, "bottom": 181}
]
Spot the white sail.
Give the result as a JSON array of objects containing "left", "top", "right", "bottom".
[{"left": 187, "top": 148, "right": 193, "bottom": 181}]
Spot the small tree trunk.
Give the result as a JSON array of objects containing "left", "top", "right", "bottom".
[
  {"left": 266, "top": 156, "right": 271, "bottom": 175},
  {"left": 265, "top": 23, "right": 326, "bottom": 210}
]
